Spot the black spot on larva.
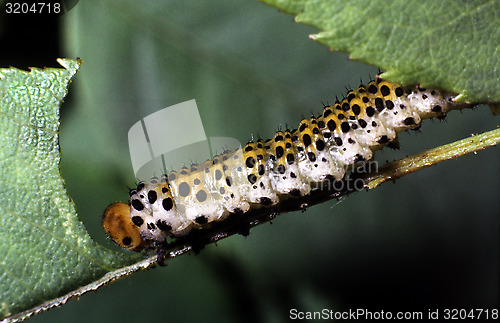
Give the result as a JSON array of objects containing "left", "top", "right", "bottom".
[
  {"left": 362, "top": 96, "right": 369, "bottom": 103},
  {"left": 148, "top": 190, "right": 157, "bottom": 204},
  {"left": 248, "top": 174, "right": 257, "bottom": 184},
  {"left": 299, "top": 123, "right": 307, "bottom": 132},
  {"left": 342, "top": 103, "right": 350, "bottom": 111},
  {"left": 245, "top": 157, "right": 255, "bottom": 168},
  {"left": 340, "top": 122, "right": 350, "bottom": 133},
  {"left": 234, "top": 154, "right": 239, "bottom": 159},
  {"left": 196, "top": 190, "right": 207, "bottom": 202},
  {"left": 400, "top": 104, "right": 406, "bottom": 109},
  {"left": 378, "top": 135, "right": 390, "bottom": 144},
  {"left": 195, "top": 216, "right": 208, "bottom": 224},
  {"left": 178, "top": 182, "right": 190, "bottom": 197},
  {"left": 313, "top": 127, "right": 320, "bottom": 134},
  {"left": 147, "top": 222, "right": 156, "bottom": 230},
  {"left": 277, "top": 164, "right": 285, "bottom": 174},
  {"left": 395, "top": 87, "right": 404, "bottom": 97},
  {"left": 386, "top": 100, "right": 394, "bottom": 109},
  {"left": 352, "top": 104, "right": 361, "bottom": 115},
  {"left": 190, "top": 166, "right": 197, "bottom": 172},
  {"left": 347, "top": 92, "right": 356, "bottom": 101},
  {"left": 286, "top": 153, "right": 295, "bottom": 164},
  {"left": 380, "top": 85, "right": 390, "bottom": 96},
  {"left": 303, "top": 134, "right": 312, "bottom": 147},
  {"left": 307, "top": 152, "right": 316, "bottom": 162},
  {"left": 137, "top": 183, "right": 145, "bottom": 191},
  {"left": 348, "top": 138, "right": 355, "bottom": 144},
  {"left": 358, "top": 119, "right": 367, "bottom": 128},
  {"left": 193, "top": 178, "right": 201, "bottom": 185},
  {"left": 316, "top": 139, "right": 325, "bottom": 151},
  {"left": 432, "top": 105, "right": 442, "bottom": 113},
  {"left": 256, "top": 154, "right": 263, "bottom": 160},
  {"left": 285, "top": 143, "right": 291, "bottom": 148},
  {"left": 318, "top": 120, "right": 325, "bottom": 128},
  {"left": 334, "top": 137, "right": 343, "bottom": 146},
  {"left": 375, "top": 98, "right": 384, "bottom": 111},
  {"left": 422, "top": 94, "right": 428, "bottom": 100},
  {"left": 257, "top": 142, "right": 263, "bottom": 148},
  {"left": 327, "top": 120, "right": 336, "bottom": 131},
  {"left": 260, "top": 182, "right": 265, "bottom": 189},
  {"left": 222, "top": 155, "right": 228, "bottom": 161},
  {"left": 180, "top": 170, "right": 188, "bottom": 175},
  {"left": 162, "top": 198, "right": 173, "bottom": 211},
  {"left": 259, "top": 197, "right": 273, "bottom": 206},
  {"left": 258, "top": 164, "right": 265, "bottom": 175},
  {"left": 276, "top": 146, "right": 284, "bottom": 158},
  {"left": 215, "top": 169, "right": 223, "bottom": 181},
  {"left": 244, "top": 145, "right": 253, "bottom": 152},
  {"left": 323, "top": 109, "right": 332, "bottom": 118},
  {"left": 162, "top": 187, "right": 168, "bottom": 193},
  {"left": 205, "top": 168, "right": 210, "bottom": 173},
  {"left": 269, "top": 155, "right": 276, "bottom": 161},
  {"left": 220, "top": 187, "right": 225, "bottom": 195},
  {"left": 150, "top": 177, "right": 158, "bottom": 184},
  {"left": 212, "top": 158, "right": 219, "bottom": 165},
  {"left": 156, "top": 220, "right": 172, "bottom": 232},
  {"left": 222, "top": 165, "right": 228, "bottom": 171},
  {"left": 291, "top": 135, "right": 298, "bottom": 142},
  {"left": 338, "top": 114, "right": 345, "bottom": 120},
  {"left": 366, "top": 106, "right": 375, "bottom": 117},
  {"left": 372, "top": 121, "right": 378, "bottom": 127},
  {"left": 324, "top": 132, "right": 331, "bottom": 138},
  {"left": 297, "top": 146, "right": 304, "bottom": 152},
  {"left": 404, "top": 117, "right": 415, "bottom": 125},
  {"left": 132, "top": 216, "right": 144, "bottom": 226},
  {"left": 122, "top": 237, "right": 132, "bottom": 246},
  {"left": 290, "top": 172, "right": 297, "bottom": 178},
  {"left": 226, "top": 177, "right": 233, "bottom": 186},
  {"left": 290, "top": 189, "right": 301, "bottom": 197},
  {"left": 275, "top": 135, "right": 284, "bottom": 142},
  {"left": 351, "top": 124, "right": 358, "bottom": 130},
  {"left": 368, "top": 84, "right": 378, "bottom": 94},
  {"left": 349, "top": 116, "right": 356, "bottom": 121},
  {"left": 131, "top": 199, "right": 144, "bottom": 211}
]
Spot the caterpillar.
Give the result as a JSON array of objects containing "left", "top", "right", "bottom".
[{"left": 102, "top": 77, "right": 471, "bottom": 252}]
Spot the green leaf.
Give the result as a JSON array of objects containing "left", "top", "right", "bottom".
[
  {"left": 260, "top": 0, "right": 500, "bottom": 102},
  {"left": 0, "top": 59, "right": 137, "bottom": 320}
]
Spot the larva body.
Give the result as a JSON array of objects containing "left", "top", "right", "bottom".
[{"left": 103, "top": 78, "right": 468, "bottom": 251}]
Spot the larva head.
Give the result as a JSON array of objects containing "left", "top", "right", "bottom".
[{"left": 102, "top": 202, "right": 147, "bottom": 251}]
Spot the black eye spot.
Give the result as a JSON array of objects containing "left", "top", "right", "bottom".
[
  {"left": 131, "top": 199, "right": 144, "bottom": 211},
  {"left": 395, "top": 87, "right": 404, "bottom": 97},
  {"left": 122, "top": 237, "right": 132, "bottom": 246},
  {"left": 316, "top": 139, "right": 325, "bottom": 151},
  {"left": 196, "top": 190, "right": 207, "bottom": 202},
  {"left": 248, "top": 174, "right": 257, "bottom": 184},
  {"left": 156, "top": 220, "right": 172, "bottom": 232},
  {"left": 375, "top": 98, "right": 384, "bottom": 111},
  {"left": 303, "top": 134, "right": 312, "bottom": 147},
  {"left": 162, "top": 198, "right": 173, "bottom": 211},
  {"left": 380, "top": 85, "right": 390, "bottom": 96},
  {"left": 132, "top": 216, "right": 144, "bottom": 226},
  {"left": 340, "top": 122, "right": 350, "bottom": 133},
  {"left": 215, "top": 169, "right": 223, "bottom": 181},
  {"left": 245, "top": 157, "right": 256, "bottom": 168},
  {"left": 148, "top": 190, "right": 157, "bottom": 204},
  {"left": 178, "top": 182, "right": 190, "bottom": 197}
]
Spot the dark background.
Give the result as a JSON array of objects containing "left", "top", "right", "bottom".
[{"left": 1, "top": 1, "right": 498, "bottom": 322}]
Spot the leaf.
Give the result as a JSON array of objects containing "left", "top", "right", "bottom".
[
  {"left": 260, "top": 0, "right": 500, "bottom": 103},
  {"left": 0, "top": 59, "right": 138, "bottom": 320}
]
